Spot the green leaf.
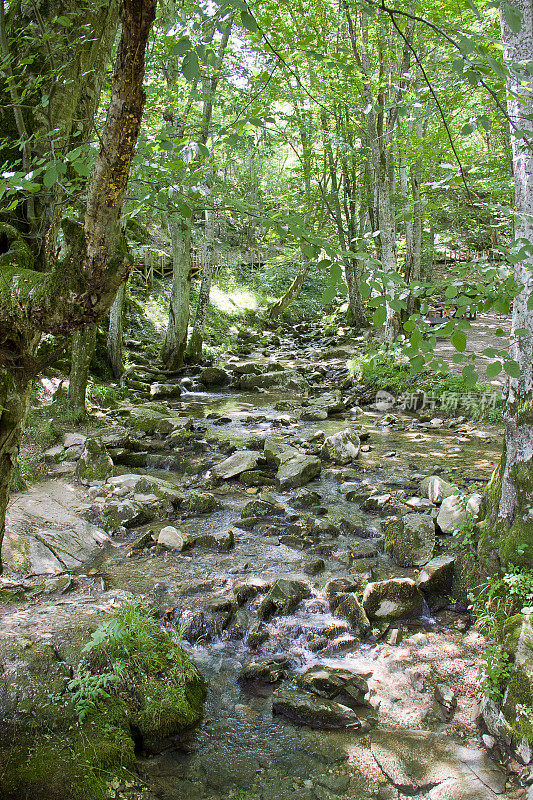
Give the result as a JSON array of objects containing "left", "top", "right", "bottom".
[
  {"left": 504, "top": 359, "right": 521, "bottom": 378},
  {"left": 240, "top": 10, "right": 258, "bottom": 31},
  {"left": 43, "top": 165, "right": 59, "bottom": 189},
  {"left": 56, "top": 15, "right": 72, "bottom": 26},
  {"left": 372, "top": 306, "right": 387, "bottom": 327},
  {"left": 462, "top": 364, "right": 478, "bottom": 387},
  {"left": 504, "top": 3, "right": 523, "bottom": 33},
  {"left": 322, "top": 284, "right": 337, "bottom": 304},
  {"left": 486, "top": 361, "right": 502, "bottom": 377},
  {"left": 359, "top": 282, "right": 371, "bottom": 299},
  {"left": 301, "top": 242, "right": 317, "bottom": 259},
  {"left": 445, "top": 285, "right": 458, "bottom": 298},
  {"left": 329, "top": 262, "right": 342, "bottom": 281},
  {"left": 72, "top": 160, "right": 90, "bottom": 177},
  {"left": 182, "top": 51, "right": 200, "bottom": 82},
  {"left": 410, "top": 354, "right": 426, "bottom": 371},
  {"left": 451, "top": 330, "right": 467, "bottom": 352},
  {"left": 173, "top": 36, "right": 192, "bottom": 56}
]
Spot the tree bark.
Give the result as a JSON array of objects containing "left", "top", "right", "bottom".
[
  {"left": 0, "top": 366, "right": 33, "bottom": 574},
  {"left": 161, "top": 217, "right": 193, "bottom": 369},
  {"left": 68, "top": 324, "right": 96, "bottom": 417},
  {"left": 186, "top": 192, "right": 215, "bottom": 362},
  {"left": 107, "top": 282, "right": 126, "bottom": 379},
  {"left": 479, "top": 0, "right": 533, "bottom": 567}
]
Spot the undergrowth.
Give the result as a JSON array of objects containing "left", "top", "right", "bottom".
[{"left": 350, "top": 347, "right": 503, "bottom": 422}]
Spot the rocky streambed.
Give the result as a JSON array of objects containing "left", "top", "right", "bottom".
[{"left": 0, "top": 322, "right": 526, "bottom": 800}]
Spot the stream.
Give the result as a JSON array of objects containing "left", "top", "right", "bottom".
[{"left": 2, "top": 322, "right": 518, "bottom": 800}]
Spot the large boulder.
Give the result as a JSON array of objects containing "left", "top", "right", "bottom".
[
  {"left": 321, "top": 429, "right": 361, "bottom": 464},
  {"left": 271, "top": 685, "right": 361, "bottom": 729},
  {"left": 417, "top": 555, "right": 455, "bottom": 593},
  {"left": 237, "top": 369, "right": 309, "bottom": 394},
  {"left": 149, "top": 382, "right": 182, "bottom": 399},
  {"left": 277, "top": 453, "right": 321, "bottom": 490},
  {"left": 362, "top": 578, "right": 424, "bottom": 620},
  {"left": 212, "top": 450, "right": 261, "bottom": 479},
  {"left": 334, "top": 593, "right": 371, "bottom": 636},
  {"left": 75, "top": 437, "right": 113, "bottom": 484},
  {"left": 2, "top": 482, "right": 110, "bottom": 575},
  {"left": 436, "top": 493, "right": 482, "bottom": 533},
  {"left": 199, "top": 367, "right": 230, "bottom": 387},
  {"left": 384, "top": 513, "right": 435, "bottom": 567},
  {"left": 258, "top": 578, "right": 311, "bottom": 620},
  {"left": 126, "top": 402, "right": 173, "bottom": 433},
  {"left": 297, "top": 665, "right": 371, "bottom": 709},
  {"left": 420, "top": 475, "right": 459, "bottom": 505}
]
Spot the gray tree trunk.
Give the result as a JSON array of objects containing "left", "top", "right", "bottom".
[
  {"left": 161, "top": 216, "right": 193, "bottom": 368},
  {"left": 68, "top": 324, "right": 96, "bottom": 417},
  {"left": 480, "top": 0, "right": 533, "bottom": 567},
  {"left": 107, "top": 281, "right": 125, "bottom": 378},
  {"left": 186, "top": 194, "right": 215, "bottom": 362}
]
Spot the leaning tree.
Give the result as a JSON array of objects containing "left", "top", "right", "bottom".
[{"left": 0, "top": 0, "right": 157, "bottom": 571}]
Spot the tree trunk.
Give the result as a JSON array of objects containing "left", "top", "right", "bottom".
[
  {"left": 186, "top": 196, "right": 215, "bottom": 362},
  {"left": 68, "top": 324, "right": 96, "bottom": 417},
  {"left": 0, "top": 367, "right": 33, "bottom": 573},
  {"left": 161, "top": 216, "right": 193, "bottom": 369},
  {"left": 479, "top": 0, "right": 533, "bottom": 567},
  {"left": 0, "top": 0, "right": 156, "bottom": 571},
  {"left": 107, "top": 282, "right": 125, "bottom": 378},
  {"left": 268, "top": 261, "right": 310, "bottom": 319}
]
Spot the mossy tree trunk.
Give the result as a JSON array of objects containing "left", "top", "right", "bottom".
[
  {"left": 161, "top": 217, "right": 193, "bottom": 369},
  {"left": 68, "top": 324, "right": 96, "bottom": 418},
  {"left": 186, "top": 197, "right": 215, "bottom": 362},
  {"left": 479, "top": 0, "right": 533, "bottom": 568},
  {"left": 0, "top": 0, "right": 156, "bottom": 572},
  {"left": 107, "top": 282, "right": 126, "bottom": 379}
]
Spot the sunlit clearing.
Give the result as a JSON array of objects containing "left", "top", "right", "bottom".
[{"left": 210, "top": 285, "right": 258, "bottom": 314}]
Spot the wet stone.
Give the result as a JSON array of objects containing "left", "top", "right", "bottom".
[{"left": 271, "top": 685, "right": 362, "bottom": 730}]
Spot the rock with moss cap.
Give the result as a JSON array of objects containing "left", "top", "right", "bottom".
[
  {"left": 362, "top": 578, "right": 424, "bottom": 620},
  {"left": 75, "top": 437, "right": 114, "bottom": 484},
  {"left": 384, "top": 514, "right": 435, "bottom": 567}
]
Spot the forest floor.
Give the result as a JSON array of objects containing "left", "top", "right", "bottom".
[{"left": 0, "top": 314, "right": 525, "bottom": 800}]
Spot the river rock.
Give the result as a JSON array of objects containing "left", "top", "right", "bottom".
[
  {"left": 126, "top": 402, "right": 173, "bottom": 433},
  {"left": 189, "top": 529, "right": 234, "bottom": 551},
  {"left": 277, "top": 454, "right": 322, "bottom": 490},
  {"left": 233, "top": 577, "right": 270, "bottom": 605},
  {"left": 296, "top": 665, "right": 370, "bottom": 708},
  {"left": 157, "top": 526, "right": 186, "bottom": 550},
  {"left": 258, "top": 578, "right": 312, "bottom": 620},
  {"left": 75, "top": 437, "right": 113, "bottom": 484},
  {"left": 2, "top": 483, "right": 110, "bottom": 574},
  {"left": 384, "top": 513, "right": 435, "bottom": 567},
  {"left": 149, "top": 382, "right": 182, "bottom": 399},
  {"left": 362, "top": 578, "right": 424, "bottom": 620},
  {"left": 420, "top": 476, "right": 459, "bottom": 504},
  {"left": 417, "top": 555, "right": 455, "bottom": 593},
  {"left": 199, "top": 366, "right": 230, "bottom": 387},
  {"left": 237, "top": 369, "right": 309, "bottom": 394},
  {"left": 289, "top": 489, "right": 322, "bottom": 508},
  {"left": 272, "top": 685, "right": 361, "bottom": 729},
  {"left": 326, "top": 578, "right": 361, "bottom": 612},
  {"left": 238, "top": 656, "right": 290, "bottom": 683},
  {"left": 321, "top": 429, "right": 361, "bottom": 464},
  {"left": 334, "top": 593, "right": 371, "bottom": 635},
  {"left": 436, "top": 493, "right": 482, "bottom": 533},
  {"left": 213, "top": 450, "right": 261, "bottom": 479},
  {"left": 106, "top": 474, "right": 183, "bottom": 504}
]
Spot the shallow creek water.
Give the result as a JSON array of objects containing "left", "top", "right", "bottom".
[{"left": 89, "top": 346, "right": 512, "bottom": 800}]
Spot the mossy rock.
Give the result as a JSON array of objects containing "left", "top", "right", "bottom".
[
  {"left": 0, "top": 604, "right": 207, "bottom": 798},
  {"left": 0, "top": 723, "right": 135, "bottom": 800}
]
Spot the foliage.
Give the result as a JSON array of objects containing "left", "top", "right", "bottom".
[
  {"left": 478, "top": 645, "right": 514, "bottom": 703},
  {"left": 65, "top": 670, "right": 120, "bottom": 724},
  {"left": 350, "top": 346, "right": 502, "bottom": 421}
]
